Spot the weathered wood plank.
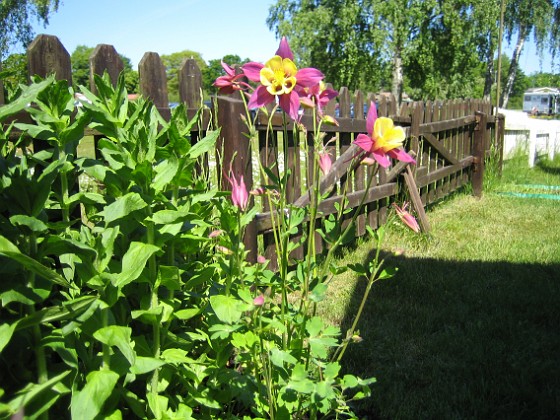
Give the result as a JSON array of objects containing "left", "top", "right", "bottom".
[
  {"left": 89, "top": 44, "right": 124, "bottom": 90},
  {"left": 27, "top": 34, "right": 72, "bottom": 84},
  {"left": 179, "top": 58, "right": 202, "bottom": 108}
]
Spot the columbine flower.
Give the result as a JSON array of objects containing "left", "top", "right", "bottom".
[
  {"left": 299, "top": 81, "right": 338, "bottom": 116},
  {"left": 213, "top": 61, "right": 245, "bottom": 94},
  {"left": 242, "top": 37, "right": 324, "bottom": 120},
  {"left": 257, "top": 255, "right": 267, "bottom": 264},
  {"left": 393, "top": 202, "right": 420, "bottom": 233},
  {"left": 318, "top": 150, "right": 333, "bottom": 175},
  {"left": 225, "top": 171, "right": 249, "bottom": 211},
  {"left": 353, "top": 102, "right": 416, "bottom": 168},
  {"left": 209, "top": 229, "right": 223, "bottom": 238}
]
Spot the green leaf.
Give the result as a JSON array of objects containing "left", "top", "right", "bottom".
[
  {"left": 8, "top": 371, "right": 70, "bottom": 415},
  {"left": 130, "top": 356, "right": 166, "bottom": 375},
  {"left": 147, "top": 393, "right": 169, "bottom": 420},
  {"left": 209, "top": 295, "right": 243, "bottom": 324},
  {"left": 306, "top": 316, "right": 324, "bottom": 337},
  {"left": 9, "top": 215, "right": 48, "bottom": 233},
  {"left": 152, "top": 156, "right": 179, "bottom": 192},
  {"left": 71, "top": 370, "right": 120, "bottom": 420},
  {"left": 0, "top": 323, "right": 16, "bottom": 354},
  {"left": 100, "top": 192, "right": 147, "bottom": 224},
  {"left": 93, "top": 325, "right": 136, "bottom": 366},
  {"left": 0, "top": 77, "right": 53, "bottom": 121},
  {"left": 270, "top": 347, "right": 298, "bottom": 368},
  {"left": 323, "top": 362, "right": 341, "bottom": 380},
  {"left": 15, "top": 296, "right": 98, "bottom": 331},
  {"left": 310, "top": 283, "right": 328, "bottom": 303},
  {"left": 0, "top": 235, "right": 71, "bottom": 288},
  {"left": 161, "top": 348, "right": 197, "bottom": 365},
  {"left": 112, "top": 242, "right": 160, "bottom": 288},
  {"left": 187, "top": 129, "right": 219, "bottom": 159},
  {"left": 173, "top": 308, "right": 200, "bottom": 321}
]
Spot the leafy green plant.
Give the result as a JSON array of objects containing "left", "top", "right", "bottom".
[{"left": 0, "top": 40, "right": 418, "bottom": 418}]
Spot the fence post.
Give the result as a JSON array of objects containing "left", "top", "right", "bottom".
[
  {"left": 497, "top": 113, "right": 505, "bottom": 177},
  {"left": 179, "top": 58, "right": 202, "bottom": 108},
  {"left": 472, "top": 111, "right": 487, "bottom": 197},
  {"left": 27, "top": 34, "right": 72, "bottom": 84},
  {"left": 89, "top": 44, "right": 124, "bottom": 92},
  {"left": 216, "top": 95, "right": 257, "bottom": 262},
  {"left": 139, "top": 52, "right": 170, "bottom": 120}
]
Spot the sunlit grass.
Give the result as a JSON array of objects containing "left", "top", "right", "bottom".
[{"left": 320, "top": 154, "right": 560, "bottom": 419}]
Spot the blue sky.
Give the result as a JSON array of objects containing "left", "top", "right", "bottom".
[
  {"left": 27, "top": 0, "right": 279, "bottom": 66},
  {"left": 24, "top": 0, "right": 557, "bottom": 75}
]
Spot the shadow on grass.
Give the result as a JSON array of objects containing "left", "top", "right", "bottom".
[
  {"left": 340, "top": 252, "right": 560, "bottom": 420},
  {"left": 536, "top": 159, "right": 560, "bottom": 177}
]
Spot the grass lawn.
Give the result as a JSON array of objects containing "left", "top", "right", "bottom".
[{"left": 322, "top": 154, "right": 560, "bottom": 419}]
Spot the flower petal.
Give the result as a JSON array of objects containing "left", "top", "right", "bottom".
[
  {"left": 354, "top": 133, "right": 373, "bottom": 153},
  {"left": 279, "top": 90, "right": 300, "bottom": 121},
  {"left": 276, "top": 36, "right": 294, "bottom": 60},
  {"left": 242, "top": 61, "right": 264, "bottom": 82},
  {"left": 365, "top": 102, "right": 378, "bottom": 136},
  {"left": 371, "top": 149, "right": 391, "bottom": 168},
  {"left": 295, "top": 67, "right": 324, "bottom": 88},
  {"left": 248, "top": 85, "right": 275, "bottom": 109},
  {"left": 374, "top": 117, "right": 395, "bottom": 141},
  {"left": 388, "top": 148, "right": 416, "bottom": 164}
]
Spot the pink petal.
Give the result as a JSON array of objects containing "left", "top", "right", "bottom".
[
  {"left": 371, "top": 149, "right": 391, "bottom": 168},
  {"left": 354, "top": 133, "right": 374, "bottom": 153},
  {"left": 366, "top": 102, "right": 378, "bottom": 136},
  {"left": 279, "top": 91, "right": 300, "bottom": 121},
  {"left": 295, "top": 68, "right": 324, "bottom": 88},
  {"left": 221, "top": 61, "right": 236, "bottom": 77},
  {"left": 242, "top": 61, "right": 264, "bottom": 82},
  {"left": 388, "top": 148, "right": 416, "bottom": 164},
  {"left": 276, "top": 36, "right": 294, "bottom": 60},
  {"left": 248, "top": 85, "right": 275, "bottom": 109}
]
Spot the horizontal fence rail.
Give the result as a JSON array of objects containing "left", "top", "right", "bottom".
[{"left": 1, "top": 34, "right": 504, "bottom": 266}]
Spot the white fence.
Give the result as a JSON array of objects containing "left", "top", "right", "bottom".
[{"left": 500, "top": 109, "right": 560, "bottom": 167}]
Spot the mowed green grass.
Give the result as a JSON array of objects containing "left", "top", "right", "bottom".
[{"left": 320, "top": 155, "right": 560, "bottom": 419}]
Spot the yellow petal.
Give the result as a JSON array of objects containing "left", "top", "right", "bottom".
[
  {"left": 374, "top": 117, "right": 395, "bottom": 139},
  {"left": 282, "top": 58, "right": 298, "bottom": 77}
]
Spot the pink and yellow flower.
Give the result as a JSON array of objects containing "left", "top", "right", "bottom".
[
  {"left": 353, "top": 102, "right": 416, "bottom": 168},
  {"left": 242, "top": 37, "right": 324, "bottom": 120}
]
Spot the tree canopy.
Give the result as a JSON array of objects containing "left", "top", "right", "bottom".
[
  {"left": 161, "top": 50, "right": 206, "bottom": 102},
  {"left": 70, "top": 45, "right": 139, "bottom": 93},
  {"left": 267, "top": 0, "right": 559, "bottom": 103},
  {"left": 0, "top": 0, "right": 60, "bottom": 58}
]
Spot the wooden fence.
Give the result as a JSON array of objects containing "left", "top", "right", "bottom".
[{"left": 1, "top": 34, "right": 505, "bottom": 265}]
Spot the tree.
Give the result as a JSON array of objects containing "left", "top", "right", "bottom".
[
  {"left": 0, "top": 0, "right": 60, "bottom": 58},
  {"left": 70, "top": 45, "right": 139, "bottom": 93},
  {"left": 0, "top": 52, "right": 27, "bottom": 100},
  {"left": 267, "top": 0, "right": 501, "bottom": 102},
  {"left": 161, "top": 50, "right": 206, "bottom": 102},
  {"left": 267, "top": 0, "right": 387, "bottom": 93},
  {"left": 501, "top": 0, "right": 556, "bottom": 108}
]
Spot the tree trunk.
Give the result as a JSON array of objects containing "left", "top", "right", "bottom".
[
  {"left": 501, "top": 26, "right": 526, "bottom": 108},
  {"left": 483, "top": 35, "right": 494, "bottom": 101},
  {"left": 392, "top": 44, "right": 403, "bottom": 106}
]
